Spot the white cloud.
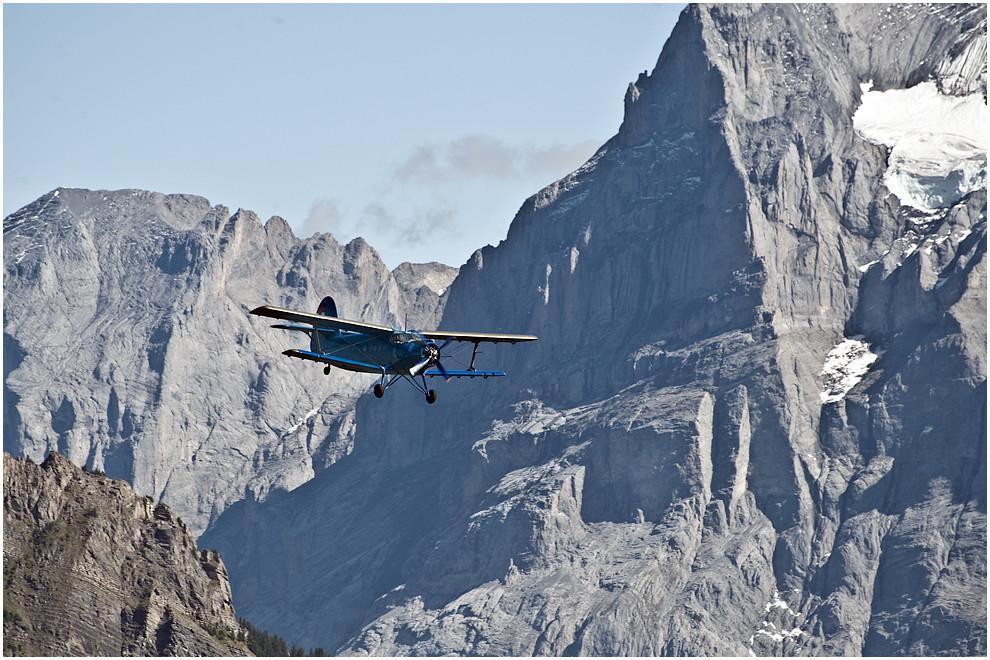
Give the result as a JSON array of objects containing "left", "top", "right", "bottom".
[
  {"left": 302, "top": 134, "right": 603, "bottom": 267},
  {"left": 390, "top": 134, "right": 602, "bottom": 185},
  {"left": 359, "top": 202, "right": 461, "bottom": 247},
  {"left": 524, "top": 139, "right": 604, "bottom": 180},
  {"left": 302, "top": 197, "right": 345, "bottom": 237}
]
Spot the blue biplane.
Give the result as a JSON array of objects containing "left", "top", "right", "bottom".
[{"left": 251, "top": 297, "right": 537, "bottom": 403}]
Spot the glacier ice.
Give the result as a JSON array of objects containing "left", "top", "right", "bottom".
[{"left": 853, "top": 81, "right": 987, "bottom": 212}]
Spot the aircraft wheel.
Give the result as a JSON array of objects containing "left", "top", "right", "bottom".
[
  {"left": 426, "top": 389, "right": 437, "bottom": 404},
  {"left": 374, "top": 383, "right": 385, "bottom": 398},
  {"left": 324, "top": 365, "right": 332, "bottom": 375}
]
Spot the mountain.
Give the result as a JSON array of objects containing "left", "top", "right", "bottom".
[
  {"left": 3, "top": 189, "right": 456, "bottom": 535},
  {"left": 3, "top": 2, "right": 986, "bottom": 656},
  {"left": 199, "top": 3, "right": 987, "bottom": 655},
  {"left": 2, "top": 451, "right": 246, "bottom": 656}
]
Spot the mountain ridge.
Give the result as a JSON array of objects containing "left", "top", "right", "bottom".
[
  {"left": 3, "top": 2, "right": 986, "bottom": 656},
  {"left": 202, "top": 3, "right": 986, "bottom": 654},
  {"left": 4, "top": 187, "right": 456, "bottom": 535},
  {"left": 3, "top": 450, "right": 248, "bottom": 656}
]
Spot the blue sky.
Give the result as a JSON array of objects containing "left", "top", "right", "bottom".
[{"left": 4, "top": 3, "right": 685, "bottom": 268}]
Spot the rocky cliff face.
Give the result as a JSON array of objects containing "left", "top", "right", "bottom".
[
  {"left": 3, "top": 190, "right": 456, "bottom": 534},
  {"left": 3, "top": 451, "right": 246, "bottom": 656},
  {"left": 200, "top": 3, "right": 986, "bottom": 655},
  {"left": 3, "top": 2, "right": 986, "bottom": 657}
]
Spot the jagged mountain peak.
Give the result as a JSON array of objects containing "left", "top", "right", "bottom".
[
  {"left": 201, "top": 4, "right": 985, "bottom": 655},
  {"left": 391, "top": 261, "right": 458, "bottom": 295},
  {"left": 4, "top": 185, "right": 455, "bottom": 536},
  {"left": 3, "top": 3, "right": 986, "bottom": 656}
]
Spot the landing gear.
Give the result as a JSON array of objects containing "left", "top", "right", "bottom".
[
  {"left": 324, "top": 365, "right": 332, "bottom": 375},
  {"left": 372, "top": 370, "right": 438, "bottom": 404}
]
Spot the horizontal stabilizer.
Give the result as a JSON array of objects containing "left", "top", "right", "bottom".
[
  {"left": 272, "top": 324, "right": 314, "bottom": 333},
  {"left": 281, "top": 349, "right": 383, "bottom": 374}
]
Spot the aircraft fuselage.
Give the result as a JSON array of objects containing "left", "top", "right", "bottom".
[{"left": 310, "top": 329, "right": 428, "bottom": 374}]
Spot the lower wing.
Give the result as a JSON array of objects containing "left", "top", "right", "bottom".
[
  {"left": 282, "top": 349, "right": 383, "bottom": 374},
  {"left": 282, "top": 351, "right": 505, "bottom": 379},
  {"left": 424, "top": 369, "right": 505, "bottom": 378}
]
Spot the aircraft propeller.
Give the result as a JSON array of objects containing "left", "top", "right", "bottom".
[{"left": 410, "top": 335, "right": 454, "bottom": 380}]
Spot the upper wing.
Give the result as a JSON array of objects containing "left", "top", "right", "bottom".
[
  {"left": 251, "top": 306, "right": 394, "bottom": 337},
  {"left": 418, "top": 330, "right": 538, "bottom": 344},
  {"left": 251, "top": 305, "right": 536, "bottom": 344}
]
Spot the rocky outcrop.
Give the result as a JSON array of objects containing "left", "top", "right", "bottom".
[
  {"left": 202, "top": 3, "right": 986, "bottom": 655},
  {"left": 3, "top": 190, "right": 451, "bottom": 534},
  {"left": 390, "top": 261, "right": 458, "bottom": 331},
  {"left": 2, "top": 451, "right": 246, "bottom": 656}
]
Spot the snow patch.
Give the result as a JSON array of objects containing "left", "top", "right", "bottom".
[
  {"left": 284, "top": 406, "right": 320, "bottom": 437},
  {"left": 764, "top": 591, "right": 798, "bottom": 616},
  {"left": 820, "top": 336, "right": 880, "bottom": 404},
  {"left": 760, "top": 589, "right": 799, "bottom": 616},
  {"left": 542, "top": 264, "right": 552, "bottom": 305},
  {"left": 748, "top": 590, "right": 804, "bottom": 649},
  {"left": 858, "top": 250, "right": 889, "bottom": 272},
  {"left": 853, "top": 81, "right": 987, "bottom": 211},
  {"left": 753, "top": 625, "right": 805, "bottom": 643}
]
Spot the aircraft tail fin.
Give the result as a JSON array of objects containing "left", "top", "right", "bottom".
[{"left": 317, "top": 296, "right": 338, "bottom": 317}]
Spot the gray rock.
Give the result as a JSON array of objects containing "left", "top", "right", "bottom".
[
  {"left": 2, "top": 451, "right": 247, "bottom": 656},
  {"left": 389, "top": 261, "right": 458, "bottom": 331},
  {"left": 202, "top": 3, "right": 986, "bottom": 655},
  {"left": 3, "top": 188, "right": 450, "bottom": 535},
  {"left": 3, "top": 2, "right": 985, "bottom": 657}
]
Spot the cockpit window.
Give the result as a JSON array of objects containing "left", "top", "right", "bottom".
[{"left": 389, "top": 332, "right": 418, "bottom": 344}]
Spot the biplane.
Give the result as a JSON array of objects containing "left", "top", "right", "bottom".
[{"left": 251, "top": 297, "right": 537, "bottom": 403}]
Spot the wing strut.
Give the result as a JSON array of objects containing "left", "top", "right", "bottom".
[{"left": 468, "top": 341, "right": 481, "bottom": 371}]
